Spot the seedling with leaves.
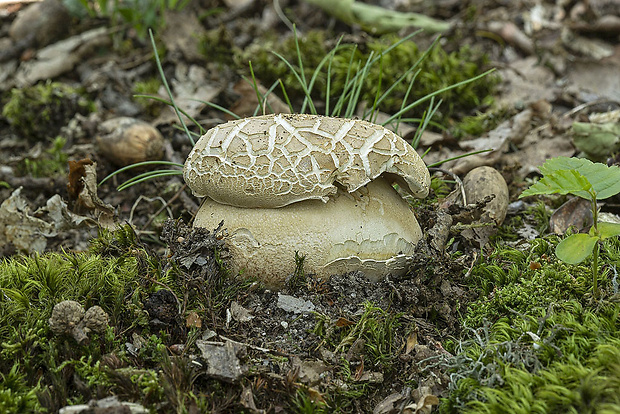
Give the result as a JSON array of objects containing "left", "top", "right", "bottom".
[{"left": 520, "top": 157, "right": 620, "bottom": 297}]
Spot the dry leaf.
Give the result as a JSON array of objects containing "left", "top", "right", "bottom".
[
  {"left": 186, "top": 311, "right": 202, "bottom": 329},
  {"left": 405, "top": 331, "right": 418, "bottom": 355},
  {"left": 76, "top": 161, "right": 116, "bottom": 229},
  {"left": 335, "top": 317, "right": 355, "bottom": 327},
  {"left": 403, "top": 386, "right": 440, "bottom": 414},
  {"left": 230, "top": 301, "right": 254, "bottom": 323},
  {"left": 67, "top": 158, "right": 93, "bottom": 202}
]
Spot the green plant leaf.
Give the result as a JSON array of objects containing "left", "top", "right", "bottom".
[
  {"left": 572, "top": 121, "right": 620, "bottom": 161},
  {"left": 555, "top": 233, "right": 598, "bottom": 265},
  {"left": 520, "top": 169, "right": 593, "bottom": 200},
  {"left": 538, "top": 157, "right": 620, "bottom": 200},
  {"left": 597, "top": 221, "right": 620, "bottom": 240}
]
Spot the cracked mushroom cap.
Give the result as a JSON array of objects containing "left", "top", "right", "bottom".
[{"left": 184, "top": 114, "right": 430, "bottom": 208}]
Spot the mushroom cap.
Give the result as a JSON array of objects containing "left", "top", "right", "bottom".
[
  {"left": 184, "top": 114, "right": 430, "bottom": 208},
  {"left": 193, "top": 177, "right": 423, "bottom": 287}
]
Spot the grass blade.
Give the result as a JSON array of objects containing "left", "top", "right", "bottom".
[
  {"left": 148, "top": 29, "right": 194, "bottom": 145},
  {"left": 426, "top": 149, "right": 493, "bottom": 167},
  {"left": 384, "top": 69, "right": 495, "bottom": 125},
  {"left": 117, "top": 170, "right": 183, "bottom": 191},
  {"left": 99, "top": 161, "right": 183, "bottom": 186}
]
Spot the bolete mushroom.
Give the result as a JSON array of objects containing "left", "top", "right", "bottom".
[{"left": 184, "top": 114, "right": 430, "bottom": 287}]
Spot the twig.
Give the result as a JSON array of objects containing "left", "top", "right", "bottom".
[
  {"left": 140, "top": 184, "right": 188, "bottom": 231},
  {"left": 429, "top": 167, "right": 466, "bottom": 205},
  {"left": 218, "top": 334, "right": 291, "bottom": 357}
]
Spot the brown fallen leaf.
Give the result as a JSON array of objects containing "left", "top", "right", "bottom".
[
  {"left": 403, "top": 386, "right": 440, "bottom": 414},
  {"left": 186, "top": 311, "right": 202, "bottom": 329},
  {"left": 405, "top": 331, "right": 418, "bottom": 355},
  {"left": 335, "top": 317, "right": 355, "bottom": 327},
  {"left": 75, "top": 161, "right": 116, "bottom": 229},
  {"left": 67, "top": 158, "right": 93, "bottom": 202},
  {"left": 549, "top": 197, "right": 593, "bottom": 235}
]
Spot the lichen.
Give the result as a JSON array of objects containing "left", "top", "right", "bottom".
[
  {"left": 440, "top": 302, "right": 620, "bottom": 413},
  {"left": 439, "top": 235, "right": 620, "bottom": 413}
]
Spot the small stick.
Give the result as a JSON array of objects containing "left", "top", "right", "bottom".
[{"left": 429, "top": 167, "right": 466, "bottom": 205}]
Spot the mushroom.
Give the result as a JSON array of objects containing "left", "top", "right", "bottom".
[{"left": 184, "top": 114, "right": 430, "bottom": 287}]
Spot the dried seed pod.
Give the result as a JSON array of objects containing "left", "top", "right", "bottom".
[
  {"left": 82, "top": 305, "right": 109, "bottom": 334},
  {"left": 49, "top": 300, "right": 84, "bottom": 334},
  {"left": 49, "top": 300, "right": 88, "bottom": 343},
  {"left": 97, "top": 117, "right": 165, "bottom": 167}
]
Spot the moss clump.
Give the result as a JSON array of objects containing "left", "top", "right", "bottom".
[
  {"left": 311, "top": 302, "right": 407, "bottom": 411},
  {"left": 441, "top": 302, "right": 620, "bottom": 413},
  {"left": 440, "top": 235, "right": 620, "bottom": 413},
  {"left": 199, "top": 26, "right": 238, "bottom": 67},
  {"left": 18, "top": 136, "right": 68, "bottom": 178},
  {"left": 450, "top": 106, "right": 513, "bottom": 139},
  {"left": 2, "top": 81, "right": 94, "bottom": 141},
  {"left": 242, "top": 30, "right": 498, "bottom": 125},
  {"left": 132, "top": 77, "right": 163, "bottom": 117},
  {"left": 463, "top": 238, "right": 593, "bottom": 327},
  {"left": 0, "top": 226, "right": 165, "bottom": 411},
  {"left": 0, "top": 223, "right": 259, "bottom": 412}
]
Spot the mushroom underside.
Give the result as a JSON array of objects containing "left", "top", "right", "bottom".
[{"left": 193, "top": 177, "right": 423, "bottom": 287}]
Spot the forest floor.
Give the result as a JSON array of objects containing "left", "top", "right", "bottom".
[{"left": 0, "top": 0, "right": 619, "bottom": 413}]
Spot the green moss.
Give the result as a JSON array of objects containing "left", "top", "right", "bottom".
[
  {"left": 0, "top": 223, "right": 260, "bottom": 410},
  {"left": 199, "top": 26, "right": 238, "bottom": 67},
  {"left": 2, "top": 81, "right": 94, "bottom": 141},
  {"left": 240, "top": 30, "right": 327, "bottom": 95},
  {"left": 441, "top": 233, "right": 620, "bottom": 413},
  {"left": 18, "top": 136, "right": 68, "bottom": 178},
  {"left": 290, "top": 388, "right": 330, "bottom": 413},
  {"left": 463, "top": 238, "right": 592, "bottom": 327},
  {"left": 363, "top": 36, "right": 497, "bottom": 123},
  {"left": 451, "top": 106, "right": 513, "bottom": 139},
  {"left": 441, "top": 302, "right": 620, "bottom": 413},
  {"left": 0, "top": 364, "right": 42, "bottom": 413},
  {"left": 242, "top": 30, "right": 498, "bottom": 125},
  {"left": 0, "top": 226, "right": 168, "bottom": 410},
  {"left": 132, "top": 77, "right": 163, "bottom": 117}
]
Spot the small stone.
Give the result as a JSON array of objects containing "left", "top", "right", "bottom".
[
  {"left": 463, "top": 166, "right": 509, "bottom": 225},
  {"left": 277, "top": 293, "right": 315, "bottom": 314},
  {"left": 96, "top": 117, "right": 165, "bottom": 167},
  {"left": 230, "top": 301, "right": 254, "bottom": 322},
  {"left": 195, "top": 340, "right": 247, "bottom": 382}
]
